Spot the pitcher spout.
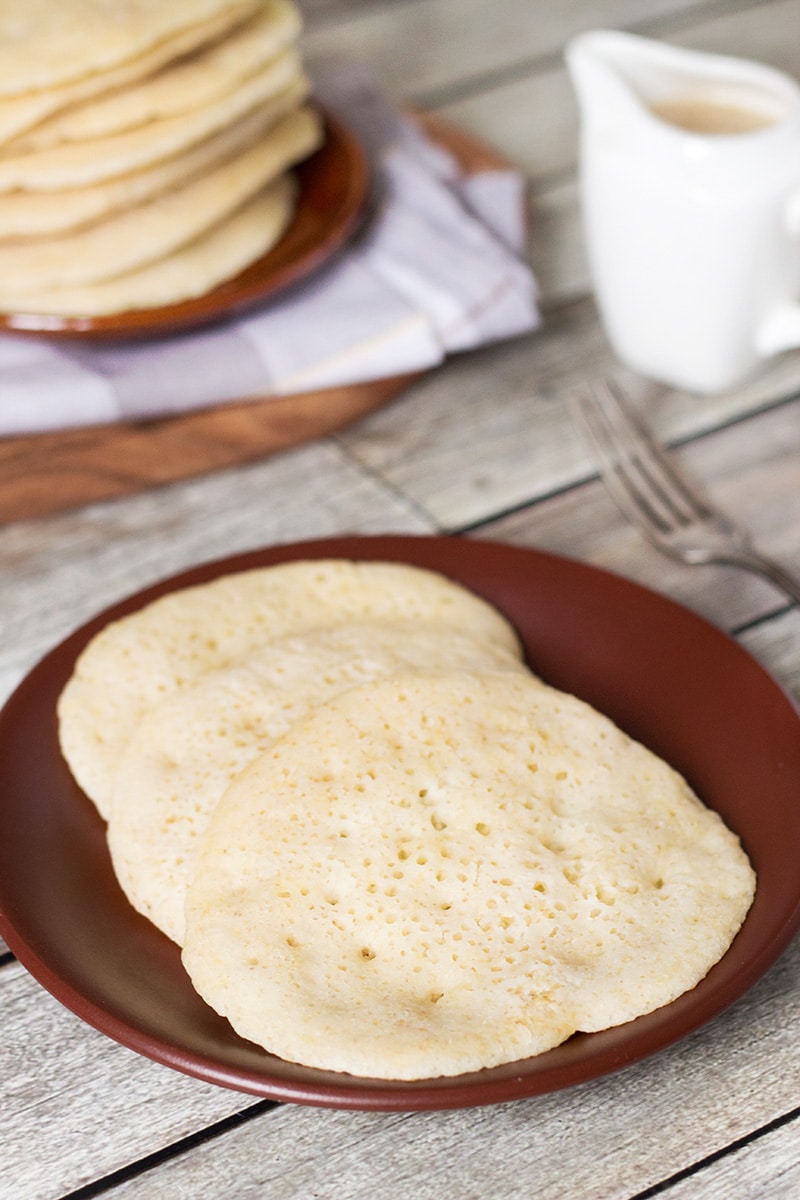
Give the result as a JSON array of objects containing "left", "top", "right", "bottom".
[
  {"left": 565, "top": 30, "right": 653, "bottom": 135},
  {"left": 566, "top": 29, "right": 800, "bottom": 139}
]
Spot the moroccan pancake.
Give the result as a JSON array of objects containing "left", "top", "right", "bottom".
[
  {"left": 0, "top": 7, "right": 259, "bottom": 146},
  {"left": 107, "top": 623, "right": 529, "bottom": 944},
  {"left": 0, "top": 101, "right": 310, "bottom": 238},
  {"left": 0, "top": 102, "right": 321, "bottom": 291},
  {"left": 0, "top": 0, "right": 262, "bottom": 97},
  {"left": 0, "top": 54, "right": 307, "bottom": 192},
  {"left": 10, "top": 2, "right": 303, "bottom": 151},
  {"left": 57, "top": 561, "right": 523, "bottom": 818},
  {"left": 0, "top": 175, "right": 297, "bottom": 316},
  {"left": 182, "top": 672, "right": 756, "bottom": 1080}
]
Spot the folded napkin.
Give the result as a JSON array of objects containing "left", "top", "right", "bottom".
[{"left": 0, "top": 66, "right": 540, "bottom": 437}]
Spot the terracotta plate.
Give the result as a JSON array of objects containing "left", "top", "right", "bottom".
[
  {"left": 1, "top": 535, "right": 799, "bottom": 1111},
  {"left": 0, "top": 109, "right": 369, "bottom": 340}
]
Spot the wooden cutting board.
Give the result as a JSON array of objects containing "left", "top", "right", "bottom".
[{"left": 0, "top": 115, "right": 516, "bottom": 524}]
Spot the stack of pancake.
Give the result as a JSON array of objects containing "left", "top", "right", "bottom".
[
  {"left": 57, "top": 559, "right": 756, "bottom": 1081},
  {"left": 0, "top": 0, "right": 323, "bottom": 317}
]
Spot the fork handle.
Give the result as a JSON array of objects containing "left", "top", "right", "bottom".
[{"left": 724, "top": 550, "right": 800, "bottom": 607}]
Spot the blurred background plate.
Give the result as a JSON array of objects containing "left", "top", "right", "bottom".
[{"left": 0, "top": 108, "right": 369, "bottom": 341}]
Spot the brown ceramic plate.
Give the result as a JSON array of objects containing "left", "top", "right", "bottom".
[
  {"left": 0, "top": 109, "right": 369, "bottom": 340},
  {"left": 1, "top": 535, "right": 799, "bottom": 1111}
]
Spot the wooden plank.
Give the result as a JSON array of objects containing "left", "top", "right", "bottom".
[
  {"left": 0, "top": 439, "right": 432, "bottom": 708},
  {"left": 664, "top": 1118, "right": 800, "bottom": 1200},
  {"left": 0, "top": 377, "right": 415, "bottom": 525},
  {"left": 742, "top": 608, "right": 800, "bottom": 698},
  {"left": 335, "top": 298, "right": 800, "bottom": 541},
  {"left": 480, "top": 402, "right": 800, "bottom": 640},
  {"left": 300, "top": 0, "right": 721, "bottom": 104},
  {"left": 0, "top": 962, "right": 256, "bottom": 1200},
  {"left": 430, "top": 0, "right": 800, "bottom": 181},
  {"left": 66, "top": 931, "right": 800, "bottom": 1200}
]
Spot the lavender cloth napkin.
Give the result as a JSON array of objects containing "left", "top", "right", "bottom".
[{"left": 0, "top": 68, "right": 540, "bottom": 437}]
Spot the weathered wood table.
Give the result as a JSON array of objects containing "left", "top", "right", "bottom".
[{"left": 2, "top": 1, "right": 799, "bottom": 1197}]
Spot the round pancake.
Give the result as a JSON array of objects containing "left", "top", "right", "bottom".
[
  {"left": 0, "top": 0, "right": 262, "bottom": 97},
  {"left": 0, "top": 100, "right": 320, "bottom": 291},
  {"left": 57, "top": 561, "right": 523, "bottom": 818},
  {"left": 11, "top": 3, "right": 303, "bottom": 151},
  {"left": 0, "top": 175, "right": 297, "bottom": 316},
  {"left": 107, "top": 622, "right": 529, "bottom": 944},
  {"left": 0, "top": 7, "right": 260, "bottom": 145},
  {"left": 0, "top": 57, "right": 307, "bottom": 192},
  {"left": 0, "top": 101, "right": 310, "bottom": 238},
  {"left": 182, "top": 672, "right": 756, "bottom": 1080}
]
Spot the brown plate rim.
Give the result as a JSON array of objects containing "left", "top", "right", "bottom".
[
  {"left": 1, "top": 534, "right": 799, "bottom": 1111},
  {"left": 0, "top": 106, "right": 369, "bottom": 340}
]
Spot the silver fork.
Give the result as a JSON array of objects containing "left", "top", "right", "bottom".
[{"left": 570, "top": 380, "right": 800, "bottom": 606}]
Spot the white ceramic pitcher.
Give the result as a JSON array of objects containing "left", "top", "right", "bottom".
[{"left": 566, "top": 30, "right": 800, "bottom": 394}]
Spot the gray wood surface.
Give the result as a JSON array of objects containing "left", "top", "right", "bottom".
[{"left": 2, "top": 1, "right": 799, "bottom": 1197}]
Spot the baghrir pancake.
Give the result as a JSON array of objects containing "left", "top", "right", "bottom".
[
  {"left": 0, "top": 101, "right": 310, "bottom": 238},
  {"left": 0, "top": 8, "right": 258, "bottom": 144},
  {"left": 56, "top": 557, "right": 756, "bottom": 1079},
  {"left": 0, "top": 0, "right": 262, "bottom": 96},
  {"left": 182, "top": 671, "right": 756, "bottom": 1080},
  {"left": 0, "top": 99, "right": 319, "bottom": 293},
  {"left": 4, "top": 177, "right": 298, "bottom": 316},
  {"left": 0, "top": 56, "right": 308, "bottom": 192},
  {"left": 57, "top": 560, "right": 524, "bottom": 818},
  {"left": 6, "top": 1, "right": 302, "bottom": 150},
  {"left": 107, "top": 622, "right": 529, "bottom": 945},
  {"left": 0, "top": 0, "right": 326, "bottom": 316}
]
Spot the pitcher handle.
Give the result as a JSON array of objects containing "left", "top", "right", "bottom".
[
  {"left": 755, "top": 304, "right": 800, "bottom": 356},
  {"left": 755, "top": 187, "right": 800, "bottom": 356}
]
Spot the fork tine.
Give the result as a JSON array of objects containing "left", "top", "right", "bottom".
[
  {"left": 570, "top": 381, "right": 800, "bottom": 607},
  {"left": 592, "top": 384, "right": 710, "bottom": 521},
  {"left": 572, "top": 382, "right": 711, "bottom": 533},
  {"left": 571, "top": 387, "right": 669, "bottom": 536}
]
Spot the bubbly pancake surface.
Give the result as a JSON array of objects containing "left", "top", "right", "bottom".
[
  {"left": 107, "top": 622, "right": 528, "bottom": 944},
  {"left": 182, "top": 672, "right": 756, "bottom": 1080},
  {"left": 57, "top": 560, "right": 523, "bottom": 818}
]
